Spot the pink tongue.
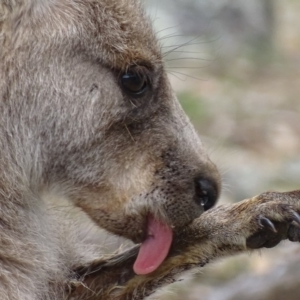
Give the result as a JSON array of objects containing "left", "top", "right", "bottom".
[{"left": 133, "top": 216, "right": 173, "bottom": 275}]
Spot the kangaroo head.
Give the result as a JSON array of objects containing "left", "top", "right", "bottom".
[{"left": 0, "top": 0, "right": 220, "bottom": 274}]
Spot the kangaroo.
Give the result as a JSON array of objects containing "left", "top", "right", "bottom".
[{"left": 0, "top": 1, "right": 300, "bottom": 299}]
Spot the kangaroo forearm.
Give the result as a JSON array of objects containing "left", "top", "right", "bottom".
[
  {"left": 69, "top": 241, "right": 236, "bottom": 300},
  {"left": 70, "top": 190, "right": 300, "bottom": 300}
]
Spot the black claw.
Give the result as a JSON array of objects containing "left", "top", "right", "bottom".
[
  {"left": 259, "top": 217, "right": 277, "bottom": 233},
  {"left": 291, "top": 211, "right": 300, "bottom": 226}
]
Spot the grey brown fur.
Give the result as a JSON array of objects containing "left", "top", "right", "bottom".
[{"left": 0, "top": 1, "right": 299, "bottom": 299}]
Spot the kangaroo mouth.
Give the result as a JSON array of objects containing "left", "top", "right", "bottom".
[{"left": 133, "top": 215, "right": 173, "bottom": 275}]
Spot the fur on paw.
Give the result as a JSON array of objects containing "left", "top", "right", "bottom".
[{"left": 246, "top": 191, "right": 300, "bottom": 249}]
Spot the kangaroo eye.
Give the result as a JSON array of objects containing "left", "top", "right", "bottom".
[{"left": 120, "top": 72, "right": 148, "bottom": 97}]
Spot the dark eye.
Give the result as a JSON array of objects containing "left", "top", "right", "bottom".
[{"left": 120, "top": 72, "right": 148, "bottom": 97}]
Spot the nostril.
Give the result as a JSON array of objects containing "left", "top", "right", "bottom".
[{"left": 194, "top": 178, "right": 219, "bottom": 211}]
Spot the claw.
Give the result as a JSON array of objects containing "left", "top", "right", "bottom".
[
  {"left": 259, "top": 217, "right": 277, "bottom": 233},
  {"left": 291, "top": 211, "right": 300, "bottom": 226}
]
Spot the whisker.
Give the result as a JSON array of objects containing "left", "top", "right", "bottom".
[
  {"left": 167, "top": 71, "right": 206, "bottom": 81},
  {"left": 161, "top": 37, "right": 220, "bottom": 49},
  {"left": 161, "top": 36, "right": 205, "bottom": 57},
  {"left": 166, "top": 66, "right": 207, "bottom": 69},
  {"left": 158, "top": 33, "right": 187, "bottom": 41},
  {"left": 125, "top": 125, "right": 135, "bottom": 142},
  {"left": 167, "top": 71, "right": 188, "bottom": 81},
  {"left": 154, "top": 25, "right": 180, "bottom": 36},
  {"left": 165, "top": 57, "right": 213, "bottom": 62},
  {"left": 164, "top": 50, "right": 208, "bottom": 55},
  {"left": 162, "top": 36, "right": 221, "bottom": 58}
]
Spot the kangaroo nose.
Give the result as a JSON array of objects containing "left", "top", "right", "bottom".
[{"left": 194, "top": 177, "right": 219, "bottom": 210}]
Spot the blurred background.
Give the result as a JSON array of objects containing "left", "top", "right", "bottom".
[{"left": 141, "top": 0, "right": 300, "bottom": 299}]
